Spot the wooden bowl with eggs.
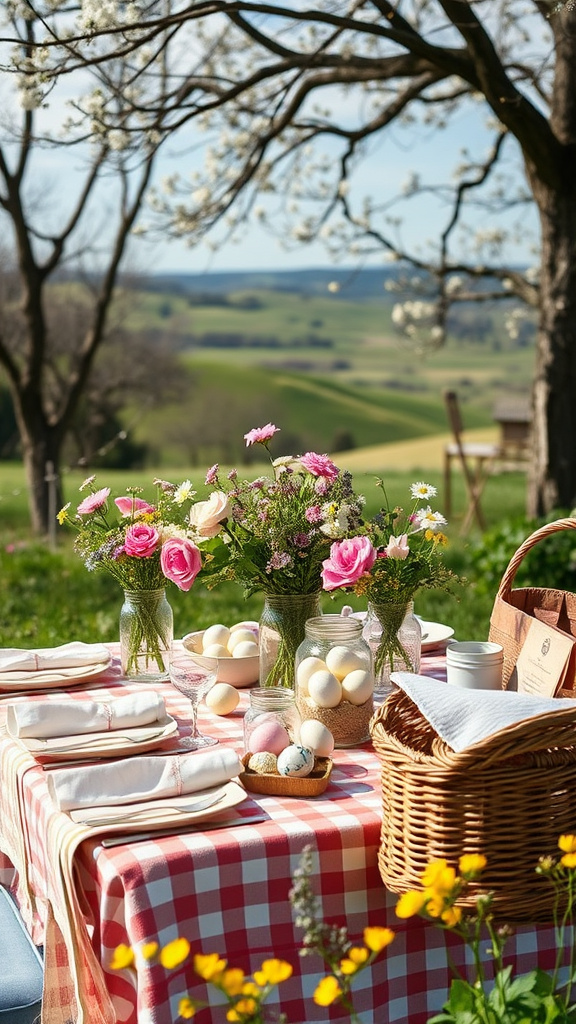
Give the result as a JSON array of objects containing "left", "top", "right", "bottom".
[
  {"left": 239, "top": 752, "right": 333, "bottom": 797},
  {"left": 182, "top": 621, "right": 260, "bottom": 688}
]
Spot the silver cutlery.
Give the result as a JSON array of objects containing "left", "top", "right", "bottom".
[
  {"left": 31, "top": 725, "right": 169, "bottom": 753},
  {"left": 75, "top": 788, "right": 227, "bottom": 827}
]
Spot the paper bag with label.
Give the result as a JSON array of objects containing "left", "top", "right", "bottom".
[{"left": 513, "top": 617, "right": 576, "bottom": 697}]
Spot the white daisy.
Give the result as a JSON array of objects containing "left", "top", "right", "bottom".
[
  {"left": 173, "top": 480, "right": 195, "bottom": 505},
  {"left": 410, "top": 481, "right": 437, "bottom": 500}
]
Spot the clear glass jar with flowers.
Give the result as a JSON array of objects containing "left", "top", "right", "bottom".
[
  {"left": 58, "top": 476, "right": 204, "bottom": 680},
  {"left": 192, "top": 423, "right": 365, "bottom": 688},
  {"left": 321, "top": 479, "right": 461, "bottom": 693}
]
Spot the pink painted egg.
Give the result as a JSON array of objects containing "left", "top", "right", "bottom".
[{"left": 249, "top": 718, "right": 291, "bottom": 756}]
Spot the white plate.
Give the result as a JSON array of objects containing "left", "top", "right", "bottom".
[
  {"left": 70, "top": 779, "right": 247, "bottom": 830},
  {"left": 0, "top": 656, "right": 113, "bottom": 690},
  {"left": 419, "top": 620, "right": 455, "bottom": 651},
  {"left": 21, "top": 714, "right": 178, "bottom": 761}
]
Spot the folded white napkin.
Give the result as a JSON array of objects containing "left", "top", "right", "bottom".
[
  {"left": 6, "top": 692, "right": 166, "bottom": 740},
  {"left": 391, "top": 672, "right": 576, "bottom": 752},
  {"left": 0, "top": 641, "right": 110, "bottom": 674},
  {"left": 47, "top": 746, "right": 242, "bottom": 811}
]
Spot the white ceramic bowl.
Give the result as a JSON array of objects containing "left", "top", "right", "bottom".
[{"left": 182, "top": 623, "right": 260, "bottom": 688}]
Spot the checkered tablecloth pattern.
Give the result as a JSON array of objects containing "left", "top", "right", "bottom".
[{"left": 0, "top": 649, "right": 563, "bottom": 1024}]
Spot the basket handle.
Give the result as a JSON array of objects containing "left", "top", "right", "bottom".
[{"left": 496, "top": 517, "right": 576, "bottom": 600}]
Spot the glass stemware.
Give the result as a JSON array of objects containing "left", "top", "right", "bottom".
[{"left": 169, "top": 649, "right": 218, "bottom": 751}]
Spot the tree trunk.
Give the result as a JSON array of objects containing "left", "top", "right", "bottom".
[
  {"left": 528, "top": 180, "right": 576, "bottom": 517},
  {"left": 13, "top": 396, "right": 64, "bottom": 536}
]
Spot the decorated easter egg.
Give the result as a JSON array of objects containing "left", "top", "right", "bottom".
[
  {"left": 299, "top": 719, "right": 334, "bottom": 757},
  {"left": 231, "top": 640, "right": 259, "bottom": 659},
  {"left": 325, "top": 645, "right": 365, "bottom": 680},
  {"left": 296, "top": 656, "right": 327, "bottom": 695},
  {"left": 228, "top": 628, "right": 257, "bottom": 652},
  {"left": 341, "top": 669, "right": 373, "bottom": 706},
  {"left": 277, "top": 744, "right": 315, "bottom": 777},
  {"left": 249, "top": 718, "right": 291, "bottom": 756},
  {"left": 205, "top": 682, "right": 239, "bottom": 716},
  {"left": 203, "top": 623, "right": 231, "bottom": 649},
  {"left": 202, "top": 643, "right": 231, "bottom": 659},
  {"left": 307, "top": 669, "right": 342, "bottom": 709},
  {"left": 247, "top": 751, "right": 279, "bottom": 774}
]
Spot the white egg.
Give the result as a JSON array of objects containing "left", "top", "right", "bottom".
[
  {"left": 296, "top": 656, "right": 327, "bottom": 695},
  {"left": 202, "top": 643, "right": 231, "bottom": 659},
  {"left": 205, "top": 682, "right": 239, "bottom": 716},
  {"left": 232, "top": 640, "right": 259, "bottom": 659},
  {"left": 341, "top": 668, "right": 374, "bottom": 706},
  {"left": 228, "top": 628, "right": 258, "bottom": 652},
  {"left": 230, "top": 620, "right": 258, "bottom": 634},
  {"left": 307, "top": 669, "right": 342, "bottom": 709},
  {"left": 299, "top": 719, "right": 334, "bottom": 757},
  {"left": 203, "top": 624, "right": 231, "bottom": 650},
  {"left": 325, "top": 645, "right": 365, "bottom": 681},
  {"left": 277, "top": 744, "right": 315, "bottom": 777}
]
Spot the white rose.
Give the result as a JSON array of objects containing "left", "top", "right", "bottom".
[{"left": 188, "top": 491, "right": 231, "bottom": 538}]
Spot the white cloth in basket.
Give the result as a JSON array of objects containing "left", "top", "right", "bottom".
[
  {"left": 6, "top": 691, "right": 166, "bottom": 740},
  {"left": 47, "top": 746, "right": 242, "bottom": 811},
  {"left": 391, "top": 672, "right": 576, "bottom": 752}
]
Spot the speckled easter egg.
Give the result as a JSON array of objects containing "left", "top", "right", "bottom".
[
  {"left": 325, "top": 645, "right": 365, "bottom": 680},
  {"left": 341, "top": 669, "right": 373, "bottom": 706},
  {"left": 299, "top": 719, "right": 334, "bottom": 757},
  {"left": 277, "top": 744, "right": 315, "bottom": 777},
  {"left": 247, "top": 752, "right": 279, "bottom": 775},
  {"left": 205, "top": 682, "right": 239, "bottom": 716},
  {"left": 249, "top": 718, "right": 291, "bottom": 756},
  {"left": 307, "top": 669, "right": 342, "bottom": 709}
]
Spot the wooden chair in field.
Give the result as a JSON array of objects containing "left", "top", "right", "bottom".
[{"left": 443, "top": 390, "right": 501, "bottom": 534}]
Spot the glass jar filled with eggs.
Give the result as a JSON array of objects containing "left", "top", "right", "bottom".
[
  {"left": 243, "top": 687, "right": 303, "bottom": 771},
  {"left": 295, "top": 615, "right": 374, "bottom": 747}
]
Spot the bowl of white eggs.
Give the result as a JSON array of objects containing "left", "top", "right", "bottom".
[{"left": 182, "top": 621, "right": 260, "bottom": 688}]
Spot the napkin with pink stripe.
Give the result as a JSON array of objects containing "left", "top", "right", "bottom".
[
  {"left": 47, "top": 746, "right": 242, "bottom": 812},
  {"left": 0, "top": 641, "right": 109, "bottom": 674},
  {"left": 6, "top": 691, "right": 166, "bottom": 740}
]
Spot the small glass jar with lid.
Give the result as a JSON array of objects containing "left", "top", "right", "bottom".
[
  {"left": 295, "top": 615, "right": 374, "bottom": 748},
  {"left": 243, "top": 687, "right": 302, "bottom": 757}
]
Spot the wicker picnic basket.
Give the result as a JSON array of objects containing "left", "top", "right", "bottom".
[
  {"left": 370, "top": 689, "right": 576, "bottom": 922},
  {"left": 488, "top": 517, "right": 576, "bottom": 691}
]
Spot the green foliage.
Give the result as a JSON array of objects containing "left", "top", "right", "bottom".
[{"left": 468, "top": 511, "right": 576, "bottom": 597}]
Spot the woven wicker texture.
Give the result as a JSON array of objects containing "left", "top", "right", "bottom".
[
  {"left": 488, "top": 517, "right": 576, "bottom": 690},
  {"left": 371, "top": 689, "right": 576, "bottom": 921}
]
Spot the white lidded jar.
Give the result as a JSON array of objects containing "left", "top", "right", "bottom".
[{"left": 446, "top": 641, "right": 504, "bottom": 691}]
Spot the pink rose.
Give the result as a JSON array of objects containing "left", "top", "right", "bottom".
[
  {"left": 321, "top": 536, "right": 377, "bottom": 592},
  {"left": 300, "top": 452, "right": 339, "bottom": 481},
  {"left": 384, "top": 534, "right": 410, "bottom": 559},
  {"left": 189, "top": 491, "right": 231, "bottom": 538},
  {"left": 160, "top": 537, "right": 202, "bottom": 592},
  {"left": 123, "top": 523, "right": 160, "bottom": 558},
  {"left": 115, "top": 495, "right": 156, "bottom": 516}
]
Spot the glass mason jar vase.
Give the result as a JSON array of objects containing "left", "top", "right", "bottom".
[
  {"left": 119, "top": 588, "right": 174, "bottom": 681},
  {"left": 362, "top": 599, "right": 421, "bottom": 699},
  {"left": 258, "top": 592, "right": 322, "bottom": 689},
  {"left": 295, "top": 614, "right": 374, "bottom": 748},
  {"left": 243, "top": 687, "right": 302, "bottom": 756}
]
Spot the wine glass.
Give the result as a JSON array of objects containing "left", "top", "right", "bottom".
[{"left": 169, "top": 648, "right": 218, "bottom": 751}]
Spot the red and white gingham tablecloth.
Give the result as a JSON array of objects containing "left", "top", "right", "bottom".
[{"left": 0, "top": 648, "right": 562, "bottom": 1024}]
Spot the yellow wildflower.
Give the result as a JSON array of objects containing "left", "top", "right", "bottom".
[
  {"left": 561, "top": 853, "right": 576, "bottom": 869},
  {"left": 178, "top": 997, "right": 197, "bottom": 1019},
  {"left": 395, "top": 890, "right": 427, "bottom": 918},
  {"left": 56, "top": 503, "right": 71, "bottom": 525},
  {"left": 194, "top": 953, "right": 227, "bottom": 982},
  {"left": 422, "top": 861, "right": 457, "bottom": 895},
  {"left": 425, "top": 893, "right": 447, "bottom": 919},
  {"left": 159, "top": 937, "right": 190, "bottom": 970},
  {"left": 458, "top": 854, "right": 487, "bottom": 877},
  {"left": 363, "top": 926, "right": 395, "bottom": 952},
  {"left": 226, "top": 996, "right": 258, "bottom": 1020},
  {"left": 110, "top": 944, "right": 135, "bottom": 970},
  {"left": 314, "top": 975, "right": 343, "bottom": 1006},
  {"left": 253, "top": 959, "right": 293, "bottom": 987},
  {"left": 240, "top": 982, "right": 260, "bottom": 998},
  {"left": 340, "top": 946, "right": 369, "bottom": 975},
  {"left": 559, "top": 834, "right": 576, "bottom": 854},
  {"left": 141, "top": 942, "right": 159, "bottom": 961},
  {"left": 219, "top": 968, "right": 245, "bottom": 997},
  {"left": 441, "top": 905, "right": 463, "bottom": 927}
]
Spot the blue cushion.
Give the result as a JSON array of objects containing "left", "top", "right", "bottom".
[{"left": 0, "top": 886, "right": 43, "bottom": 1023}]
